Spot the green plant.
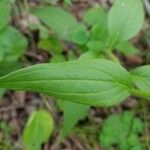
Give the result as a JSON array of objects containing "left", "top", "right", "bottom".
[
  {"left": 58, "top": 101, "right": 89, "bottom": 139},
  {"left": 0, "top": 58, "right": 149, "bottom": 106},
  {"left": 99, "top": 111, "right": 144, "bottom": 150},
  {"left": 0, "top": 0, "right": 27, "bottom": 96},
  {"left": 32, "top": 0, "right": 144, "bottom": 59},
  {"left": 23, "top": 109, "right": 54, "bottom": 150},
  {"left": 0, "top": 0, "right": 149, "bottom": 148}
]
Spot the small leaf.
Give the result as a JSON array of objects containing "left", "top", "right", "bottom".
[
  {"left": 32, "top": 6, "right": 88, "bottom": 44},
  {"left": 87, "top": 40, "right": 105, "bottom": 53},
  {"left": 79, "top": 51, "right": 101, "bottom": 60},
  {"left": 59, "top": 101, "right": 89, "bottom": 138},
  {"left": 38, "top": 36, "right": 63, "bottom": 54},
  {"left": 116, "top": 42, "right": 139, "bottom": 56},
  {"left": 0, "top": 61, "right": 21, "bottom": 97},
  {"left": 0, "top": 61, "right": 21, "bottom": 77},
  {"left": 50, "top": 54, "right": 66, "bottom": 63},
  {"left": 0, "top": 26, "right": 27, "bottom": 62},
  {"left": 0, "top": 59, "right": 131, "bottom": 106},
  {"left": 23, "top": 110, "right": 54, "bottom": 150},
  {"left": 130, "top": 65, "right": 150, "bottom": 92},
  {"left": 84, "top": 6, "right": 108, "bottom": 48},
  {"left": 72, "top": 25, "right": 89, "bottom": 45},
  {"left": 108, "top": 0, "right": 144, "bottom": 48},
  {"left": 64, "top": 0, "right": 71, "bottom": 5},
  {"left": 0, "top": 0, "right": 11, "bottom": 32},
  {"left": 83, "top": 6, "right": 107, "bottom": 26},
  {"left": 91, "top": 24, "right": 108, "bottom": 42}
]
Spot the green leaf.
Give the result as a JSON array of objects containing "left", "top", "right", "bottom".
[
  {"left": 0, "top": 59, "right": 131, "bottom": 106},
  {"left": 108, "top": 0, "right": 144, "bottom": 48},
  {"left": 91, "top": 24, "right": 108, "bottom": 42},
  {"left": 72, "top": 26, "right": 89, "bottom": 45},
  {"left": 84, "top": 6, "right": 108, "bottom": 49},
  {"left": 0, "top": 61, "right": 21, "bottom": 77},
  {"left": 50, "top": 55, "right": 66, "bottom": 63},
  {"left": 0, "top": 61, "right": 21, "bottom": 97},
  {"left": 83, "top": 6, "right": 107, "bottom": 26},
  {"left": 87, "top": 40, "right": 105, "bottom": 53},
  {"left": 23, "top": 110, "right": 54, "bottom": 150},
  {"left": 38, "top": 36, "right": 63, "bottom": 54},
  {"left": 0, "top": 0, "right": 11, "bottom": 32},
  {"left": 32, "top": 6, "right": 88, "bottom": 44},
  {"left": 79, "top": 51, "right": 101, "bottom": 60},
  {"left": 64, "top": 0, "right": 71, "bottom": 5},
  {"left": 0, "top": 26, "right": 27, "bottom": 62},
  {"left": 99, "top": 111, "right": 143, "bottom": 149},
  {"left": 116, "top": 41, "right": 139, "bottom": 56},
  {"left": 59, "top": 101, "right": 89, "bottom": 138},
  {"left": 126, "top": 134, "right": 142, "bottom": 150},
  {"left": 52, "top": 54, "right": 89, "bottom": 139},
  {"left": 130, "top": 65, "right": 150, "bottom": 92}
]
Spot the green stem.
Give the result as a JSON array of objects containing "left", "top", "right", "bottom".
[
  {"left": 105, "top": 51, "right": 119, "bottom": 63},
  {"left": 131, "top": 89, "right": 150, "bottom": 100}
]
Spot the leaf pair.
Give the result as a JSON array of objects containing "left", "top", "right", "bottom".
[{"left": 84, "top": 0, "right": 144, "bottom": 53}]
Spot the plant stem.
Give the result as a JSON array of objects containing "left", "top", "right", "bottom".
[
  {"left": 105, "top": 51, "right": 119, "bottom": 63},
  {"left": 131, "top": 89, "right": 150, "bottom": 100}
]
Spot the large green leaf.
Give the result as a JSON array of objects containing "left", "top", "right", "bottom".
[
  {"left": 32, "top": 6, "right": 88, "bottom": 44},
  {"left": 0, "top": 26, "right": 27, "bottom": 62},
  {"left": 130, "top": 65, "right": 150, "bottom": 92},
  {"left": 52, "top": 53, "right": 89, "bottom": 139},
  {"left": 0, "top": 59, "right": 131, "bottom": 106},
  {"left": 108, "top": 0, "right": 144, "bottom": 48},
  {"left": 0, "top": 0, "right": 11, "bottom": 32},
  {"left": 23, "top": 110, "right": 54, "bottom": 150}
]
